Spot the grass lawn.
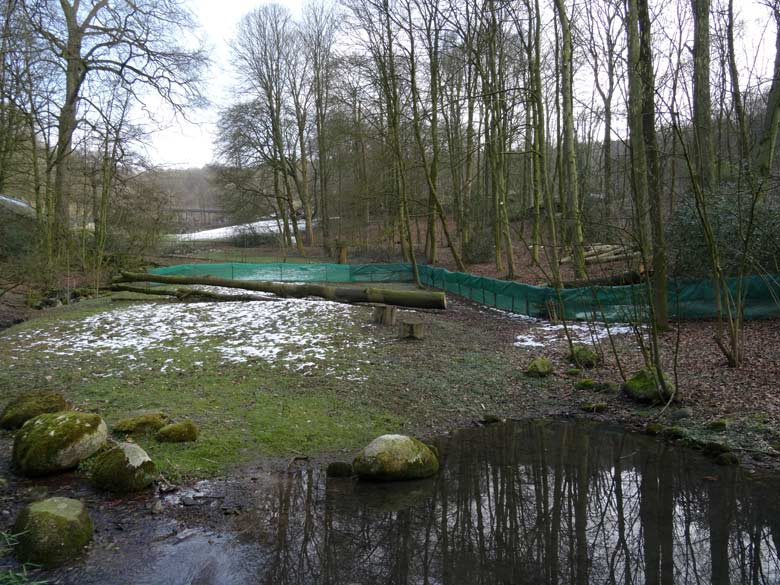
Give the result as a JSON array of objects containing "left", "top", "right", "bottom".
[{"left": 0, "top": 291, "right": 522, "bottom": 481}]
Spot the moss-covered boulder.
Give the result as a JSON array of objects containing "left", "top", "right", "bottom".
[
  {"left": 570, "top": 345, "right": 600, "bottom": 369},
  {"left": 581, "top": 402, "right": 607, "bottom": 413},
  {"left": 353, "top": 434, "right": 439, "bottom": 481},
  {"left": 0, "top": 392, "right": 70, "bottom": 430},
  {"left": 155, "top": 420, "right": 199, "bottom": 443},
  {"left": 525, "top": 357, "right": 553, "bottom": 378},
  {"left": 114, "top": 411, "right": 171, "bottom": 434},
  {"left": 91, "top": 442, "right": 157, "bottom": 493},
  {"left": 12, "top": 412, "right": 108, "bottom": 477},
  {"left": 13, "top": 497, "right": 93, "bottom": 568},
  {"left": 622, "top": 367, "right": 675, "bottom": 404},
  {"left": 575, "top": 378, "right": 597, "bottom": 391}
]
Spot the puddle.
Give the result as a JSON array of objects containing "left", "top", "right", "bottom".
[{"left": 23, "top": 420, "right": 780, "bottom": 583}]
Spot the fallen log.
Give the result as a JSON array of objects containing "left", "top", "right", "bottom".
[
  {"left": 110, "top": 284, "right": 281, "bottom": 303},
  {"left": 585, "top": 252, "right": 641, "bottom": 265},
  {"left": 116, "top": 271, "right": 447, "bottom": 310}
]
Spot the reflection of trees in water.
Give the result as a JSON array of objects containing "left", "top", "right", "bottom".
[{"left": 258, "top": 422, "right": 780, "bottom": 584}]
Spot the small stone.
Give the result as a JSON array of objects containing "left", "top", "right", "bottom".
[
  {"left": 575, "top": 379, "right": 597, "bottom": 391},
  {"left": 581, "top": 402, "right": 607, "bottom": 413},
  {"left": 622, "top": 367, "right": 675, "bottom": 404},
  {"left": 12, "top": 412, "right": 108, "bottom": 477},
  {"left": 114, "top": 412, "right": 171, "bottom": 434},
  {"left": 669, "top": 408, "right": 693, "bottom": 422},
  {"left": 525, "top": 357, "right": 553, "bottom": 378},
  {"left": 569, "top": 345, "right": 600, "bottom": 369},
  {"left": 662, "top": 426, "right": 688, "bottom": 440},
  {"left": 480, "top": 414, "right": 504, "bottom": 425},
  {"left": 716, "top": 452, "right": 739, "bottom": 466},
  {"left": 151, "top": 501, "right": 164, "bottom": 515},
  {"left": 353, "top": 434, "right": 439, "bottom": 481},
  {"left": 91, "top": 442, "right": 157, "bottom": 493},
  {"left": 707, "top": 419, "right": 729, "bottom": 431},
  {"left": 645, "top": 422, "right": 664, "bottom": 436},
  {"left": 326, "top": 462, "right": 353, "bottom": 478},
  {"left": 155, "top": 420, "right": 199, "bottom": 443},
  {"left": 565, "top": 368, "right": 582, "bottom": 377},
  {"left": 181, "top": 495, "right": 197, "bottom": 507},
  {"left": 0, "top": 392, "right": 70, "bottom": 430},
  {"left": 13, "top": 497, "right": 93, "bottom": 568}
]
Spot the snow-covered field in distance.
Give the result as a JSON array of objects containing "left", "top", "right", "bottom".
[{"left": 172, "top": 218, "right": 308, "bottom": 242}]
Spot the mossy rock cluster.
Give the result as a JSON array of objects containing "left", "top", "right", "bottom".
[
  {"left": 91, "top": 442, "right": 157, "bottom": 493},
  {"left": 1, "top": 392, "right": 70, "bottom": 430},
  {"left": 575, "top": 378, "right": 597, "bottom": 391},
  {"left": 12, "top": 412, "right": 108, "bottom": 477},
  {"left": 155, "top": 420, "right": 199, "bottom": 443},
  {"left": 525, "top": 357, "right": 553, "bottom": 378},
  {"left": 622, "top": 367, "right": 675, "bottom": 404},
  {"left": 114, "top": 411, "right": 171, "bottom": 434},
  {"left": 13, "top": 497, "right": 93, "bottom": 568},
  {"left": 569, "top": 345, "right": 599, "bottom": 369},
  {"left": 353, "top": 434, "right": 439, "bottom": 481}
]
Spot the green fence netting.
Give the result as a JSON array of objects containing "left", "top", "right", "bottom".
[
  {"left": 149, "top": 262, "right": 780, "bottom": 322},
  {"left": 149, "top": 262, "right": 415, "bottom": 284}
]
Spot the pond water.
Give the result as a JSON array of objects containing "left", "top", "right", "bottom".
[{"left": 64, "top": 420, "right": 780, "bottom": 584}]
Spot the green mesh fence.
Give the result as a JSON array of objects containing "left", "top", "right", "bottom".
[
  {"left": 148, "top": 262, "right": 415, "bottom": 283},
  {"left": 148, "top": 262, "right": 780, "bottom": 322}
]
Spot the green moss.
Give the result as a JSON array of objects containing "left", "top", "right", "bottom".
[
  {"left": 13, "top": 497, "right": 93, "bottom": 568},
  {"left": 645, "top": 422, "right": 664, "bottom": 435},
  {"left": 575, "top": 378, "right": 597, "bottom": 391},
  {"left": 622, "top": 367, "right": 675, "bottom": 404},
  {"left": 716, "top": 452, "right": 739, "bottom": 466},
  {"left": 525, "top": 357, "right": 553, "bottom": 378},
  {"left": 0, "top": 391, "right": 70, "bottom": 430},
  {"left": 326, "top": 462, "right": 353, "bottom": 478},
  {"left": 12, "top": 412, "right": 108, "bottom": 477},
  {"left": 353, "top": 435, "right": 439, "bottom": 481},
  {"left": 662, "top": 426, "right": 688, "bottom": 440},
  {"left": 569, "top": 345, "right": 599, "bottom": 369},
  {"left": 155, "top": 420, "right": 199, "bottom": 443},
  {"left": 565, "top": 368, "right": 582, "bottom": 377},
  {"left": 114, "top": 412, "right": 171, "bottom": 434},
  {"left": 581, "top": 402, "right": 607, "bottom": 413},
  {"left": 91, "top": 443, "right": 157, "bottom": 493},
  {"left": 707, "top": 418, "right": 729, "bottom": 431}
]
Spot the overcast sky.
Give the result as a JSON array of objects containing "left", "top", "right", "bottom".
[
  {"left": 143, "top": 0, "right": 776, "bottom": 170},
  {"left": 143, "top": 0, "right": 304, "bottom": 169}
]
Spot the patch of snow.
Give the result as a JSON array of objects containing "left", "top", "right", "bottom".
[
  {"left": 6, "top": 296, "right": 373, "bottom": 379},
  {"left": 513, "top": 320, "right": 637, "bottom": 348},
  {"left": 172, "top": 219, "right": 306, "bottom": 242}
]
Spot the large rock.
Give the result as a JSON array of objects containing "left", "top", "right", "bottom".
[
  {"left": 114, "top": 411, "right": 171, "bottom": 434},
  {"left": 353, "top": 434, "right": 439, "bottom": 481},
  {"left": 12, "top": 412, "right": 108, "bottom": 477},
  {"left": 13, "top": 497, "right": 93, "bottom": 568},
  {"left": 91, "top": 442, "right": 157, "bottom": 493},
  {"left": 155, "top": 420, "right": 199, "bottom": 443},
  {"left": 0, "top": 392, "right": 69, "bottom": 430},
  {"left": 622, "top": 367, "right": 675, "bottom": 404},
  {"left": 525, "top": 356, "right": 553, "bottom": 378},
  {"left": 570, "top": 345, "right": 600, "bottom": 369}
]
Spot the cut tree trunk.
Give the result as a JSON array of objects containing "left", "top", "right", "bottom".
[
  {"left": 110, "top": 284, "right": 281, "bottom": 303},
  {"left": 116, "top": 272, "right": 447, "bottom": 310},
  {"left": 400, "top": 321, "right": 425, "bottom": 339},
  {"left": 373, "top": 305, "right": 398, "bottom": 325}
]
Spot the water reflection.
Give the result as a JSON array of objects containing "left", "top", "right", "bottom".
[{"left": 245, "top": 420, "right": 780, "bottom": 585}]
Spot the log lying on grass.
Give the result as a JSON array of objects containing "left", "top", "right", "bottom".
[
  {"left": 110, "top": 284, "right": 281, "bottom": 303},
  {"left": 115, "top": 271, "right": 447, "bottom": 310}
]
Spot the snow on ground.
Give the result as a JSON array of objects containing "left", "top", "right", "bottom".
[
  {"left": 475, "top": 305, "right": 636, "bottom": 348},
  {"left": 173, "top": 219, "right": 306, "bottom": 242},
  {"left": 513, "top": 321, "right": 636, "bottom": 348},
  {"left": 6, "top": 295, "right": 373, "bottom": 379}
]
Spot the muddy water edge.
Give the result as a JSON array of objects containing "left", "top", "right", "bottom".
[{"left": 2, "top": 418, "right": 779, "bottom": 584}]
